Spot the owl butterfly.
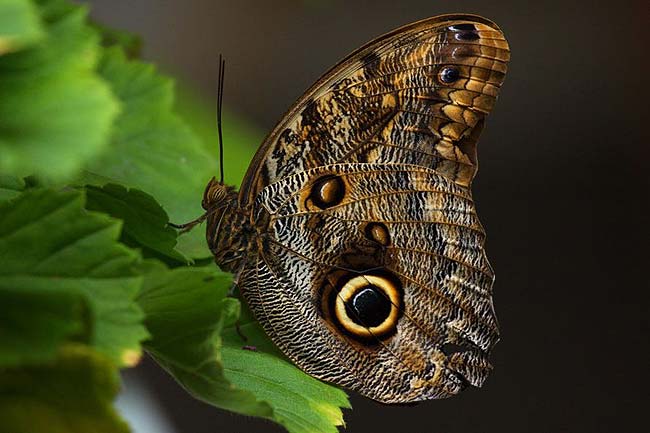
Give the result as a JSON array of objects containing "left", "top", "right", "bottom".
[{"left": 203, "top": 14, "right": 509, "bottom": 403}]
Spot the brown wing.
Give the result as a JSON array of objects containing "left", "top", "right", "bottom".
[
  {"left": 239, "top": 14, "right": 509, "bottom": 207},
  {"left": 231, "top": 14, "right": 510, "bottom": 403},
  {"left": 242, "top": 163, "right": 497, "bottom": 402}
]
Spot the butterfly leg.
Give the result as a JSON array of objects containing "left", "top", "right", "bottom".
[
  {"left": 168, "top": 213, "right": 208, "bottom": 233},
  {"left": 234, "top": 320, "right": 248, "bottom": 343},
  {"left": 227, "top": 259, "right": 254, "bottom": 346}
]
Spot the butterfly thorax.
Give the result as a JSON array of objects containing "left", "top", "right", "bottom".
[{"left": 202, "top": 178, "right": 253, "bottom": 273}]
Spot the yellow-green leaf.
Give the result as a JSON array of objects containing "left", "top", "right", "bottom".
[
  {"left": 0, "top": 344, "right": 130, "bottom": 433},
  {"left": 85, "top": 183, "right": 189, "bottom": 264},
  {"left": 137, "top": 262, "right": 349, "bottom": 433},
  {"left": 0, "top": 189, "right": 149, "bottom": 367},
  {"left": 81, "top": 47, "right": 215, "bottom": 259},
  {"left": 0, "top": 0, "right": 44, "bottom": 55},
  {"left": 0, "top": 0, "right": 119, "bottom": 181}
]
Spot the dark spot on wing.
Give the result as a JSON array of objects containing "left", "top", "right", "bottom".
[
  {"left": 449, "top": 23, "right": 476, "bottom": 31},
  {"left": 360, "top": 50, "right": 381, "bottom": 77},
  {"left": 361, "top": 50, "right": 381, "bottom": 68}
]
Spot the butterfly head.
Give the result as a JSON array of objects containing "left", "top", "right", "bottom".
[
  {"left": 201, "top": 177, "right": 236, "bottom": 211},
  {"left": 201, "top": 177, "right": 237, "bottom": 248}
]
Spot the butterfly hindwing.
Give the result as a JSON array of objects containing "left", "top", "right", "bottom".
[{"left": 238, "top": 163, "right": 497, "bottom": 402}]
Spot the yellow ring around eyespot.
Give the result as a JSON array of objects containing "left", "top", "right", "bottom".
[{"left": 334, "top": 275, "right": 401, "bottom": 337}]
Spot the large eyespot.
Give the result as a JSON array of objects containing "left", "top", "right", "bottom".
[
  {"left": 310, "top": 175, "right": 345, "bottom": 209},
  {"left": 334, "top": 275, "right": 401, "bottom": 339},
  {"left": 439, "top": 66, "right": 460, "bottom": 84}
]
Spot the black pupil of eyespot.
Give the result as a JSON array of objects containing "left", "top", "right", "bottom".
[
  {"left": 346, "top": 285, "right": 392, "bottom": 328},
  {"left": 440, "top": 67, "right": 460, "bottom": 83}
]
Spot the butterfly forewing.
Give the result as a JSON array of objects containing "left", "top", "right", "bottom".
[{"left": 239, "top": 14, "right": 509, "bottom": 207}]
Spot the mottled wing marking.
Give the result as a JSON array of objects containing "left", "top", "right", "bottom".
[
  {"left": 238, "top": 163, "right": 496, "bottom": 402},
  {"left": 226, "top": 15, "right": 510, "bottom": 404},
  {"left": 240, "top": 16, "right": 509, "bottom": 205}
]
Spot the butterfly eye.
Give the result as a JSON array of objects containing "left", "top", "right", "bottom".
[
  {"left": 439, "top": 66, "right": 460, "bottom": 84},
  {"left": 332, "top": 275, "right": 401, "bottom": 340}
]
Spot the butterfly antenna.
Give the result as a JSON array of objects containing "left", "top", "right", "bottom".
[{"left": 217, "top": 54, "right": 226, "bottom": 184}]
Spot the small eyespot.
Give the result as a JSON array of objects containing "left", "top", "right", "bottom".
[
  {"left": 439, "top": 66, "right": 460, "bottom": 84},
  {"left": 441, "top": 343, "right": 470, "bottom": 356},
  {"left": 455, "top": 31, "right": 480, "bottom": 41},
  {"left": 310, "top": 175, "right": 345, "bottom": 209},
  {"left": 449, "top": 23, "right": 476, "bottom": 32},
  {"left": 449, "top": 23, "right": 480, "bottom": 40},
  {"left": 364, "top": 222, "right": 390, "bottom": 246}
]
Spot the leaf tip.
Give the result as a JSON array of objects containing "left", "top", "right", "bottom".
[{"left": 120, "top": 349, "right": 142, "bottom": 367}]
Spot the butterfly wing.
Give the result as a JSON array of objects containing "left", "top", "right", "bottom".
[
  {"left": 241, "top": 163, "right": 497, "bottom": 402},
  {"left": 235, "top": 15, "right": 509, "bottom": 403},
  {"left": 239, "top": 14, "right": 509, "bottom": 208}
]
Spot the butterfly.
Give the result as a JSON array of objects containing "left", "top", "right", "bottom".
[{"left": 201, "top": 14, "right": 509, "bottom": 403}]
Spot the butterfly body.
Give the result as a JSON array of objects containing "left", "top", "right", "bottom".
[{"left": 203, "top": 14, "right": 509, "bottom": 403}]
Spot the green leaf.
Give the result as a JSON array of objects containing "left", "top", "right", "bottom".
[
  {"left": 220, "top": 298, "right": 350, "bottom": 433},
  {"left": 0, "top": 0, "right": 45, "bottom": 55},
  {"left": 222, "top": 348, "right": 349, "bottom": 433},
  {"left": 80, "top": 49, "right": 262, "bottom": 259},
  {"left": 137, "top": 261, "right": 349, "bottom": 433},
  {"left": 0, "top": 344, "right": 130, "bottom": 433},
  {"left": 91, "top": 21, "right": 142, "bottom": 58},
  {"left": 137, "top": 262, "right": 272, "bottom": 416},
  {"left": 221, "top": 289, "right": 284, "bottom": 357},
  {"left": 0, "top": 189, "right": 149, "bottom": 367},
  {"left": 0, "top": 284, "right": 85, "bottom": 367},
  {"left": 172, "top": 87, "right": 260, "bottom": 257},
  {"left": 85, "top": 183, "right": 188, "bottom": 264},
  {"left": 175, "top": 86, "right": 260, "bottom": 187},
  {"left": 80, "top": 47, "right": 216, "bottom": 259},
  {"left": 0, "top": 0, "right": 120, "bottom": 181},
  {"left": 0, "top": 175, "right": 26, "bottom": 202}
]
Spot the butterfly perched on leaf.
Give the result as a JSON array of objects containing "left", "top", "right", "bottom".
[{"left": 199, "top": 14, "right": 509, "bottom": 403}]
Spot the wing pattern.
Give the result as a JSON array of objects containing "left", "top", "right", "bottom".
[
  {"left": 239, "top": 163, "right": 497, "bottom": 402},
  {"left": 225, "top": 15, "right": 509, "bottom": 403},
  {"left": 240, "top": 14, "right": 509, "bottom": 206}
]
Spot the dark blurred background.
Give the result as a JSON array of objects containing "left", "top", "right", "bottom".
[{"left": 89, "top": 0, "right": 648, "bottom": 432}]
